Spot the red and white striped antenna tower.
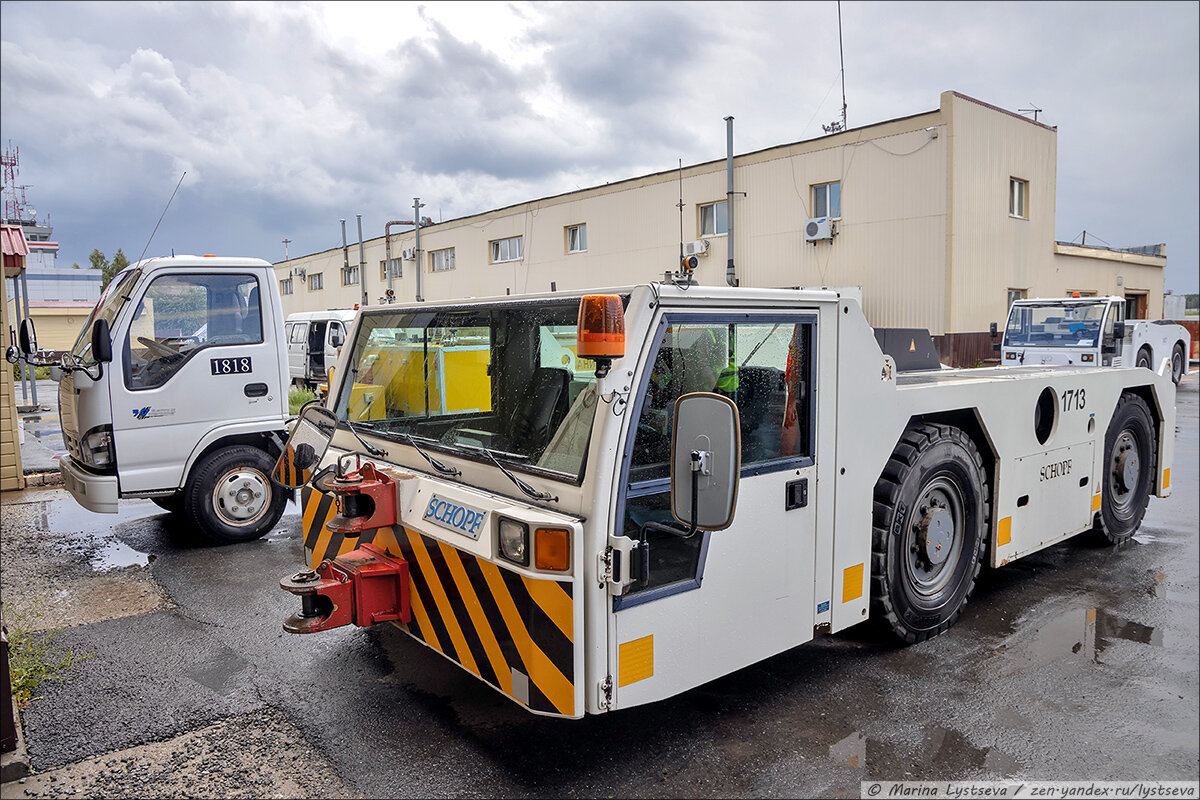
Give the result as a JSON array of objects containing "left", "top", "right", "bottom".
[{"left": 1, "top": 141, "right": 33, "bottom": 224}]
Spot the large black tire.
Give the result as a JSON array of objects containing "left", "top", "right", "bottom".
[
  {"left": 151, "top": 493, "right": 185, "bottom": 514},
  {"left": 1135, "top": 347, "right": 1152, "bottom": 370},
  {"left": 183, "top": 445, "right": 288, "bottom": 545},
  {"left": 1093, "top": 393, "right": 1156, "bottom": 544},
  {"left": 1171, "top": 343, "right": 1185, "bottom": 386},
  {"left": 871, "top": 423, "right": 989, "bottom": 644}
]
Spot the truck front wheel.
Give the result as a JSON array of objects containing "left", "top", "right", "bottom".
[
  {"left": 871, "top": 423, "right": 988, "bottom": 644},
  {"left": 184, "top": 445, "right": 288, "bottom": 544},
  {"left": 1171, "top": 343, "right": 1185, "bottom": 385},
  {"left": 1136, "top": 347, "right": 1152, "bottom": 370},
  {"left": 1093, "top": 393, "right": 1155, "bottom": 544}
]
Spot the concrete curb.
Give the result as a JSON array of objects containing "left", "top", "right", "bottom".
[{"left": 0, "top": 696, "right": 31, "bottom": 783}]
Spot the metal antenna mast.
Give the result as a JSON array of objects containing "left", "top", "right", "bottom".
[
  {"left": 282, "top": 237, "right": 292, "bottom": 261},
  {"left": 838, "top": 0, "right": 847, "bottom": 132}
]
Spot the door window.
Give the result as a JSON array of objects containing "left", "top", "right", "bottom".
[
  {"left": 619, "top": 316, "right": 816, "bottom": 601},
  {"left": 125, "top": 273, "right": 262, "bottom": 390},
  {"left": 289, "top": 323, "right": 308, "bottom": 344}
]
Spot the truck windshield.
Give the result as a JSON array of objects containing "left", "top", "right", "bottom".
[
  {"left": 1005, "top": 302, "right": 1107, "bottom": 348},
  {"left": 333, "top": 299, "right": 609, "bottom": 481},
  {"left": 69, "top": 269, "right": 141, "bottom": 364}
]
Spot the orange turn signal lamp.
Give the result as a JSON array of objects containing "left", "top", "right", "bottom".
[{"left": 534, "top": 527, "right": 571, "bottom": 571}]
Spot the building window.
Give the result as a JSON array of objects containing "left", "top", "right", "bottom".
[
  {"left": 430, "top": 247, "right": 455, "bottom": 272},
  {"left": 812, "top": 181, "right": 841, "bottom": 219},
  {"left": 381, "top": 259, "right": 402, "bottom": 280},
  {"left": 699, "top": 201, "right": 728, "bottom": 237},
  {"left": 280, "top": 277, "right": 293, "bottom": 295},
  {"left": 1009, "top": 178, "right": 1028, "bottom": 219},
  {"left": 566, "top": 224, "right": 587, "bottom": 253},
  {"left": 308, "top": 272, "right": 323, "bottom": 291},
  {"left": 490, "top": 236, "right": 523, "bottom": 263},
  {"left": 1006, "top": 288, "right": 1026, "bottom": 310},
  {"left": 342, "top": 265, "right": 359, "bottom": 286}
]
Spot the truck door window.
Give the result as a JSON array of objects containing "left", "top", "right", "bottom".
[
  {"left": 125, "top": 273, "right": 262, "bottom": 390},
  {"left": 289, "top": 323, "right": 308, "bottom": 344},
  {"left": 621, "top": 317, "right": 815, "bottom": 600}
]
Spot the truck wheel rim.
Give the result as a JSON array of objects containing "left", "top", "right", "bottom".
[
  {"left": 905, "top": 476, "right": 965, "bottom": 597},
  {"left": 1173, "top": 351, "right": 1183, "bottom": 381},
  {"left": 212, "top": 467, "right": 271, "bottom": 527},
  {"left": 1109, "top": 430, "right": 1140, "bottom": 515}
]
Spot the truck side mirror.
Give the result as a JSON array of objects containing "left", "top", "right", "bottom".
[
  {"left": 273, "top": 403, "right": 338, "bottom": 488},
  {"left": 991, "top": 342, "right": 1001, "bottom": 352},
  {"left": 989, "top": 322, "right": 998, "bottom": 338},
  {"left": 18, "top": 319, "right": 37, "bottom": 356},
  {"left": 92, "top": 318, "right": 113, "bottom": 363},
  {"left": 330, "top": 327, "right": 344, "bottom": 348},
  {"left": 671, "top": 392, "right": 741, "bottom": 531},
  {"left": 1112, "top": 321, "right": 1125, "bottom": 340}
]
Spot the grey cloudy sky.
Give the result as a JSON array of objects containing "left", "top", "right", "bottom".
[{"left": 2, "top": 1, "right": 1197, "bottom": 292}]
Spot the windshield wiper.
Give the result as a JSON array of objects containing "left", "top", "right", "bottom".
[
  {"left": 404, "top": 434, "right": 461, "bottom": 477},
  {"left": 459, "top": 444, "right": 556, "bottom": 503},
  {"left": 344, "top": 419, "right": 388, "bottom": 457}
]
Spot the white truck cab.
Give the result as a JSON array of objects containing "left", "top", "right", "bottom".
[
  {"left": 270, "top": 282, "right": 1177, "bottom": 718},
  {"left": 998, "top": 296, "right": 1190, "bottom": 385},
  {"left": 11, "top": 256, "right": 293, "bottom": 543},
  {"left": 284, "top": 309, "right": 357, "bottom": 391}
]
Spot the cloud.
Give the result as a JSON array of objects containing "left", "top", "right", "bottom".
[{"left": 1, "top": 1, "right": 1197, "bottom": 290}]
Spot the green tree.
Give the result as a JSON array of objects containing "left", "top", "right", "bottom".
[
  {"left": 88, "top": 248, "right": 108, "bottom": 273},
  {"left": 105, "top": 248, "right": 129, "bottom": 289}
]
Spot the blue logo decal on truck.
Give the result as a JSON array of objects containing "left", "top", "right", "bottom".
[{"left": 422, "top": 494, "right": 487, "bottom": 540}]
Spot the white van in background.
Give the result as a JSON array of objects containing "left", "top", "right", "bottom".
[{"left": 284, "top": 309, "right": 357, "bottom": 391}]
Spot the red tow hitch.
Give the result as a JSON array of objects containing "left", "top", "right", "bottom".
[{"left": 281, "top": 543, "right": 410, "bottom": 634}]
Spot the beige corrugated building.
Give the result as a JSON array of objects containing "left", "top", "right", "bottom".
[
  {"left": 2, "top": 226, "right": 29, "bottom": 491},
  {"left": 275, "top": 90, "right": 1166, "bottom": 365}
]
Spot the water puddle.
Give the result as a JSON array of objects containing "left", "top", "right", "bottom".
[
  {"left": 1003, "top": 607, "right": 1163, "bottom": 666},
  {"left": 90, "top": 540, "right": 153, "bottom": 571},
  {"left": 186, "top": 647, "right": 250, "bottom": 695},
  {"left": 827, "top": 725, "right": 1021, "bottom": 775}
]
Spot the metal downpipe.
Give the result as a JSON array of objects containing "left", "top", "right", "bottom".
[{"left": 725, "top": 115, "right": 737, "bottom": 287}]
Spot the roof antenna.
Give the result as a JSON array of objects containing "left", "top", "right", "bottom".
[
  {"left": 1018, "top": 104, "right": 1043, "bottom": 122},
  {"left": 677, "top": 159, "right": 684, "bottom": 269},
  {"left": 823, "top": 1, "right": 848, "bottom": 134},
  {"left": 137, "top": 171, "right": 186, "bottom": 265}
]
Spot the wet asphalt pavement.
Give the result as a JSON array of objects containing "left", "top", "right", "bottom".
[{"left": 1, "top": 377, "right": 1197, "bottom": 798}]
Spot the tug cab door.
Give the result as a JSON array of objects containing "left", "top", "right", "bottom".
[{"left": 610, "top": 313, "right": 819, "bottom": 708}]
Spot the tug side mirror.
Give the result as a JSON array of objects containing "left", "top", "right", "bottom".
[
  {"left": 671, "top": 392, "right": 741, "bottom": 531},
  {"left": 274, "top": 404, "right": 338, "bottom": 488}
]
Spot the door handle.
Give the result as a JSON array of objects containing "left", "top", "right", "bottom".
[{"left": 244, "top": 382, "right": 269, "bottom": 397}]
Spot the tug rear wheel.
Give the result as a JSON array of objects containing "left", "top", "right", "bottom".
[{"left": 871, "top": 423, "right": 988, "bottom": 644}]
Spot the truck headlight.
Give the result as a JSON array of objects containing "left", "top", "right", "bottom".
[
  {"left": 498, "top": 517, "right": 529, "bottom": 566},
  {"left": 80, "top": 424, "right": 115, "bottom": 469}
]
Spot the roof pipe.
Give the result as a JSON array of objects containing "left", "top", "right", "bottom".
[
  {"left": 384, "top": 219, "right": 406, "bottom": 299},
  {"left": 725, "top": 115, "right": 738, "bottom": 287},
  {"left": 356, "top": 214, "right": 366, "bottom": 308}
]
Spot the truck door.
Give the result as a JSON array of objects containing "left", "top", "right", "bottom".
[
  {"left": 307, "top": 320, "right": 328, "bottom": 382},
  {"left": 611, "top": 314, "right": 818, "bottom": 708},
  {"left": 112, "top": 270, "right": 280, "bottom": 492},
  {"left": 287, "top": 321, "right": 308, "bottom": 383}
]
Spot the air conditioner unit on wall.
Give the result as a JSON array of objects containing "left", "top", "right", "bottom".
[
  {"left": 805, "top": 217, "right": 834, "bottom": 243},
  {"left": 683, "top": 239, "right": 709, "bottom": 258},
  {"left": 292, "top": 266, "right": 306, "bottom": 277},
  {"left": 401, "top": 248, "right": 416, "bottom": 260}
]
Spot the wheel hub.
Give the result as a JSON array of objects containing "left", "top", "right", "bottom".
[
  {"left": 214, "top": 468, "right": 269, "bottom": 525},
  {"left": 918, "top": 503, "right": 954, "bottom": 566}
]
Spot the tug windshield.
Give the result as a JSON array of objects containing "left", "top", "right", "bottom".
[
  {"left": 334, "top": 298, "right": 619, "bottom": 481},
  {"left": 1005, "top": 302, "right": 1107, "bottom": 348}
]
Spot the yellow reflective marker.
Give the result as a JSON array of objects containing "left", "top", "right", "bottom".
[
  {"left": 619, "top": 635, "right": 654, "bottom": 687},
  {"left": 998, "top": 516, "right": 1012, "bottom": 546},
  {"left": 842, "top": 563, "right": 864, "bottom": 603},
  {"left": 1092, "top": 494, "right": 1102, "bottom": 512},
  {"left": 1163, "top": 469, "right": 1170, "bottom": 490}
]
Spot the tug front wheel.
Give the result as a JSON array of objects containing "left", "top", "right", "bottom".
[
  {"left": 1093, "top": 393, "right": 1155, "bottom": 545},
  {"left": 871, "top": 423, "right": 988, "bottom": 644}
]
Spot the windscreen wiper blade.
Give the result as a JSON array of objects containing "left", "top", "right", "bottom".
[
  {"left": 404, "top": 434, "right": 461, "bottom": 477},
  {"left": 344, "top": 419, "right": 387, "bottom": 457},
  {"left": 459, "top": 444, "right": 556, "bottom": 503}
]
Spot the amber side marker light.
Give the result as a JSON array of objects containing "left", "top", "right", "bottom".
[
  {"left": 535, "top": 527, "right": 571, "bottom": 571},
  {"left": 577, "top": 295, "right": 624, "bottom": 378}
]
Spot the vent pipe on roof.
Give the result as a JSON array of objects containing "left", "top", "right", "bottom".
[
  {"left": 340, "top": 219, "right": 349, "bottom": 274},
  {"left": 725, "top": 116, "right": 737, "bottom": 286},
  {"left": 356, "top": 214, "right": 366, "bottom": 308}
]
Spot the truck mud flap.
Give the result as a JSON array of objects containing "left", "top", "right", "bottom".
[{"left": 300, "top": 486, "right": 578, "bottom": 717}]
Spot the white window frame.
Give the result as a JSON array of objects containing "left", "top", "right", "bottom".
[
  {"left": 1006, "top": 288, "right": 1026, "bottom": 310},
  {"left": 812, "top": 181, "right": 842, "bottom": 220},
  {"left": 430, "top": 247, "right": 456, "bottom": 272},
  {"left": 490, "top": 236, "right": 523, "bottom": 264},
  {"left": 279, "top": 277, "right": 293, "bottom": 295},
  {"left": 308, "top": 272, "right": 323, "bottom": 291},
  {"left": 566, "top": 224, "right": 587, "bottom": 253},
  {"left": 699, "top": 201, "right": 728, "bottom": 237},
  {"left": 1009, "top": 177, "right": 1028, "bottom": 219},
  {"left": 341, "top": 265, "right": 359, "bottom": 286}
]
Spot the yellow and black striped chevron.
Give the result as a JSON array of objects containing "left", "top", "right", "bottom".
[{"left": 300, "top": 486, "right": 576, "bottom": 716}]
